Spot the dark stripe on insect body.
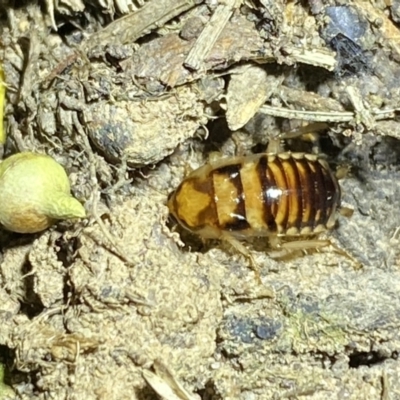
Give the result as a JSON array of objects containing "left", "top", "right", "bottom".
[
  {"left": 296, "top": 158, "right": 316, "bottom": 230},
  {"left": 315, "top": 160, "right": 329, "bottom": 226},
  {"left": 195, "top": 176, "right": 218, "bottom": 229},
  {"left": 320, "top": 162, "right": 338, "bottom": 224},
  {"left": 332, "top": 170, "right": 341, "bottom": 215},
  {"left": 212, "top": 163, "right": 251, "bottom": 231},
  {"left": 306, "top": 159, "right": 324, "bottom": 227},
  {"left": 256, "top": 155, "right": 277, "bottom": 232}
]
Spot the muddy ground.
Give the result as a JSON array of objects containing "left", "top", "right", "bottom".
[{"left": 1, "top": 0, "right": 400, "bottom": 399}]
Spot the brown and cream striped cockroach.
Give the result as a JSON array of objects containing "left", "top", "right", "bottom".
[{"left": 167, "top": 151, "right": 341, "bottom": 262}]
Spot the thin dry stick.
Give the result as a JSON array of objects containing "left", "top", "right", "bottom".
[
  {"left": 345, "top": 86, "right": 376, "bottom": 129},
  {"left": 184, "top": 0, "right": 241, "bottom": 70},
  {"left": 286, "top": 47, "right": 337, "bottom": 71},
  {"left": 260, "top": 105, "right": 399, "bottom": 123}
]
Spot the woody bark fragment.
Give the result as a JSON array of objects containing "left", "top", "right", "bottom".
[
  {"left": 84, "top": 0, "right": 197, "bottom": 50},
  {"left": 126, "top": 13, "right": 265, "bottom": 87},
  {"left": 226, "top": 64, "right": 280, "bottom": 131}
]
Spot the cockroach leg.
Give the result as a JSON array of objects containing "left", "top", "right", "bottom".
[
  {"left": 221, "top": 232, "right": 261, "bottom": 282},
  {"left": 268, "top": 236, "right": 361, "bottom": 268}
]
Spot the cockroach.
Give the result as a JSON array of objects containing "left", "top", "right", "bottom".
[{"left": 168, "top": 147, "right": 341, "bottom": 263}]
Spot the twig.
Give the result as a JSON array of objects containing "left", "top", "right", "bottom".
[
  {"left": 260, "top": 105, "right": 399, "bottom": 123},
  {"left": 184, "top": 0, "right": 241, "bottom": 70}
]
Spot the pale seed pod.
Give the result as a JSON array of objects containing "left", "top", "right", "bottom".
[{"left": 0, "top": 152, "right": 86, "bottom": 233}]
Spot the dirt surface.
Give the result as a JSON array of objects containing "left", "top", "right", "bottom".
[{"left": 1, "top": 1, "right": 400, "bottom": 399}]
